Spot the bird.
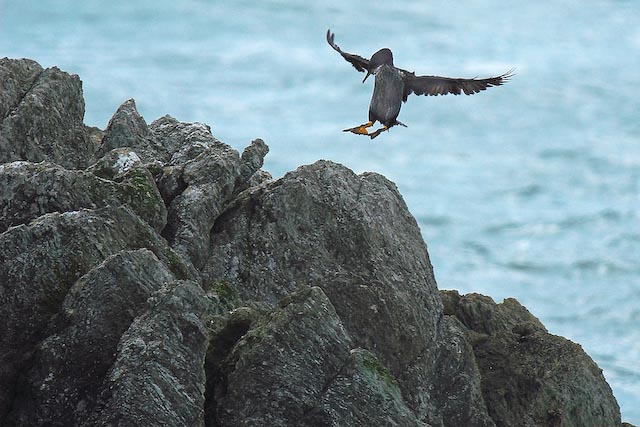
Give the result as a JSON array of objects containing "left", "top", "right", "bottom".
[{"left": 326, "top": 29, "right": 513, "bottom": 139}]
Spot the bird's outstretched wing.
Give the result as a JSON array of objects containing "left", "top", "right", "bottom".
[
  {"left": 326, "top": 29, "right": 370, "bottom": 73},
  {"left": 400, "top": 69, "right": 514, "bottom": 102}
]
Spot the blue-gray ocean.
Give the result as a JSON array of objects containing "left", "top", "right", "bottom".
[{"left": 1, "top": 0, "right": 638, "bottom": 421}]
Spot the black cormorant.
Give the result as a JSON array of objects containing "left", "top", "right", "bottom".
[{"left": 327, "top": 29, "right": 513, "bottom": 139}]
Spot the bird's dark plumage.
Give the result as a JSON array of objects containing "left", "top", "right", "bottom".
[
  {"left": 400, "top": 72, "right": 513, "bottom": 100},
  {"left": 326, "top": 30, "right": 370, "bottom": 73},
  {"left": 326, "top": 29, "right": 513, "bottom": 139}
]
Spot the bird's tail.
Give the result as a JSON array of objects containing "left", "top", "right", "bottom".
[{"left": 395, "top": 120, "right": 408, "bottom": 128}]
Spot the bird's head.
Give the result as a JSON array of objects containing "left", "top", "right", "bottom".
[{"left": 363, "top": 48, "right": 393, "bottom": 83}]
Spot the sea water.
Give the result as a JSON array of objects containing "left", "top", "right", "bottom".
[{"left": 1, "top": 0, "right": 638, "bottom": 421}]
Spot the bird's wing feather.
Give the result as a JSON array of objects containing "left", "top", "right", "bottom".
[
  {"left": 326, "top": 29, "right": 370, "bottom": 73},
  {"left": 400, "top": 69, "right": 514, "bottom": 102}
]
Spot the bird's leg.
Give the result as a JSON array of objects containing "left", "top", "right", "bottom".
[
  {"left": 369, "top": 125, "right": 389, "bottom": 139},
  {"left": 343, "top": 121, "right": 374, "bottom": 135}
]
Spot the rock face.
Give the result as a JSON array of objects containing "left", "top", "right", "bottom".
[
  {"left": 213, "top": 285, "right": 435, "bottom": 427},
  {"left": 203, "top": 161, "right": 442, "bottom": 377},
  {"left": 0, "top": 58, "right": 97, "bottom": 168},
  {"left": 0, "top": 160, "right": 167, "bottom": 232},
  {"left": 441, "top": 291, "right": 622, "bottom": 427},
  {"left": 7, "top": 249, "right": 177, "bottom": 426},
  {"left": 86, "top": 280, "right": 213, "bottom": 427},
  {"left": 0, "top": 57, "right": 632, "bottom": 427},
  {"left": 201, "top": 160, "right": 493, "bottom": 426}
]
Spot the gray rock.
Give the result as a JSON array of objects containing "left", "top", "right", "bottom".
[
  {"left": 0, "top": 57, "right": 43, "bottom": 120},
  {"left": 150, "top": 115, "right": 220, "bottom": 163},
  {"left": 0, "top": 205, "right": 196, "bottom": 423},
  {"left": 95, "top": 99, "right": 169, "bottom": 163},
  {"left": 7, "top": 249, "right": 176, "bottom": 426},
  {"left": 476, "top": 332, "right": 621, "bottom": 427},
  {"left": 87, "top": 101, "right": 270, "bottom": 271},
  {"left": 203, "top": 304, "right": 270, "bottom": 426},
  {"left": 85, "top": 280, "right": 214, "bottom": 427},
  {"left": 301, "top": 346, "right": 429, "bottom": 427},
  {"left": 442, "top": 290, "right": 622, "bottom": 427},
  {"left": 148, "top": 116, "right": 269, "bottom": 207},
  {"left": 211, "top": 286, "right": 427, "bottom": 427},
  {"left": 202, "top": 160, "right": 472, "bottom": 425},
  {"left": 155, "top": 163, "right": 187, "bottom": 206},
  {"left": 240, "top": 137, "right": 270, "bottom": 183},
  {"left": 441, "top": 290, "right": 547, "bottom": 336},
  {"left": 212, "top": 286, "right": 353, "bottom": 426},
  {"left": 0, "top": 58, "right": 631, "bottom": 427},
  {"left": 159, "top": 125, "right": 268, "bottom": 269},
  {"left": 0, "top": 160, "right": 167, "bottom": 233},
  {"left": 86, "top": 147, "right": 145, "bottom": 180},
  {"left": 426, "top": 317, "right": 496, "bottom": 427},
  {"left": 0, "top": 59, "right": 96, "bottom": 168},
  {"left": 245, "top": 168, "right": 273, "bottom": 188}
]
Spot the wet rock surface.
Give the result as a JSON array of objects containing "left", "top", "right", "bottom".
[{"left": 0, "top": 58, "right": 632, "bottom": 427}]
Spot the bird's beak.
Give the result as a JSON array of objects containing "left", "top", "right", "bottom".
[{"left": 362, "top": 70, "right": 372, "bottom": 83}]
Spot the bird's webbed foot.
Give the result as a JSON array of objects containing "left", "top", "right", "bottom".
[
  {"left": 369, "top": 125, "right": 389, "bottom": 139},
  {"left": 343, "top": 121, "right": 373, "bottom": 135}
]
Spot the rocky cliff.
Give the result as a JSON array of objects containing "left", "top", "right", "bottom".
[{"left": 0, "top": 57, "right": 633, "bottom": 427}]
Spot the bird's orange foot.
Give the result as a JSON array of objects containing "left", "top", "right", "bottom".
[
  {"left": 344, "top": 126, "right": 370, "bottom": 135},
  {"left": 343, "top": 121, "right": 373, "bottom": 135},
  {"left": 369, "top": 125, "right": 389, "bottom": 139}
]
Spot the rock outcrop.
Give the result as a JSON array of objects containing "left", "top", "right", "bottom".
[
  {"left": 0, "top": 58, "right": 96, "bottom": 168},
  {"left": 441, "top": 291, "right": 622, "bottom": 427},
  {"left": 0, "top": 57, "right": 633, "bottom": 427},
  {"left": 201, "top": 160, "right": 493, "bottom": 426}
]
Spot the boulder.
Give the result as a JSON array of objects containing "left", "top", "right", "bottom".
[
  {"left": 0, "top": 206, "right": 196, "bottom": 423},
  {"left": 94, "top": 99, "right": 169, "bottom": 163},
  {"left": 0, "top": 58, "right": 96, "bottom": 168},
  {"left": 150, "top": 114, "right": 221, "bottom": 164},
  {"left": 209, "top": 285, "right": 427, "bottom": 427},
  {"left": 203, "top": 160, "right": 442, "bottom": 364},
  {"left": 85, "top": 280, "right": 214, "bottom": 427},
  {"left": 201, "top": 160, "right": 491, "bottom": 426},
  {"left": 91, "top": 105, "right": 270, "bottom": 269},
  {"left": 151, "top": 114, "right": 268, "bottom": 269},
  {"left": 476, "top": 332, "right": 621, "bottom": 427},
  {"left": 6, "top": 249, "right": 177, "bottom": 426},
  {"left": 440, "top": 290, "right": 547, "bottom": 337},
  {"left": 426, "top": 316, "right": 497, "bottom": 427},
  {"left": 0, "top": 160, "right": 166, "bottom": 233},
  {"left": 0, "top": 58, "right": 43, "bottom": 120},
  {"left": 442, "top": 290, "right": 622, "bottom": 427}
]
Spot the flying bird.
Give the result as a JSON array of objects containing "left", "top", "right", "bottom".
[{"left": 326, "top": 29, "right": 513, "bottom": 139}]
